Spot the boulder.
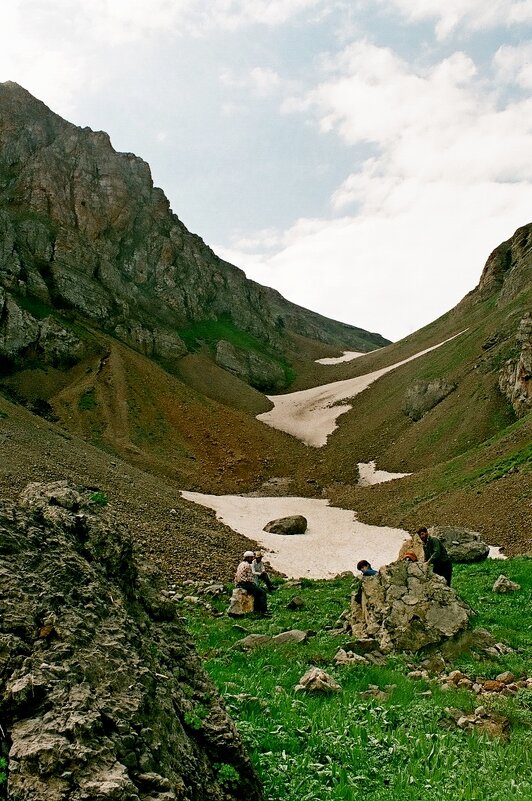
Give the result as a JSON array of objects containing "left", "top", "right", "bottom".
[
  {"left": 263, "top": 515, "right": 307, "bottom": 535},
  {"left": 492, "top": 575, "right": 521, "bottom": 593},
  {"left": 294, "top": 668, "right": 341, "bottom": 693},
  {"left": 432, "top": 526, "right": 490, "bottom": 563},
  {"left": 227, "top": 587, "right": 255, "bottom": 616},
  {"left": 350, "top": 560, "right": 472, "bottom": 653}
]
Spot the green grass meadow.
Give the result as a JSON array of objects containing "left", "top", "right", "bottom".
[{"left": 179, "top": 559, "right": 532, "bottom": 801}]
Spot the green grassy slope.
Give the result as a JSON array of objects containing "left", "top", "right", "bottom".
[{"left": 179, "top": 559, "right": 532, "bottom": 801}]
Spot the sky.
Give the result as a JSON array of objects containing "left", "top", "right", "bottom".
[{"left": 1, "top": 1, "right": 531, "bottom": 342}]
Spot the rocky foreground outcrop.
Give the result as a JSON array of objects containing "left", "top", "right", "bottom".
[
  {"left": 350, "top": 561, "right": 473, "bottom": 653},
  {"left": 0, "top": 481, "right": 262, "bottom": 801}
]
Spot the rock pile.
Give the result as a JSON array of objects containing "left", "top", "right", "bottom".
[
  {"left": 0, "top": 481, "right": 262, "bottom": 801},
  {"left": 349, "top": 561, "right": 473, "bottom": 653}
]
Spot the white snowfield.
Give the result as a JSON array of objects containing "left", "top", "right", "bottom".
[
  {"left": 180, "top": 492, "right": 410, "bottom": 579},
  {"left": 258, "top": 331, "right": 467, "bottom": 447},
  {"left": 315, "top": 351, "right": 365, "bottom": 365},
  {"left": 179, "top": 328, "right": 505, "bottom": 578},
  {"left": 357, "top": 461, "right": 411, "bottom": 486}
]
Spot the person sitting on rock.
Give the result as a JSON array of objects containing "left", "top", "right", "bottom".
[
  {"left": 252, "top": 551, "right": 274, "bottom": 592},
  {"left": 235, "top": 551, "right": 271, "bottom": 615},
  {"left": 417, "top": 527, "right": 452, "bottom": 586},
  {"left": 356, "top": 559, "right": 378, "bottom": 576}
]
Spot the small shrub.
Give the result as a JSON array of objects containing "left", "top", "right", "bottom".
[
  {"left": 183, "top": 703, "right": 210, "bottom": 730},
  {"left": 78, "top": 389, "right": 96, "bottom": 411},
  {"left": 214, "top": 762, "right": 240, "bottom": 788},
  {"left": 89, "top": 491, "right": 108, "bottom": 507}
]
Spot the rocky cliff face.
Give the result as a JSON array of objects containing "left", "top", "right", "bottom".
[
  {"left": 476, "top": 223, "right": 532, "bottom": 302},
  {"left": 0, "top": 481, "right": 262, "bottom": 801},
  {"left": 0, "top": 82, "right": 387, "bottom": 390},
  {"left": 499, "top": 313, "right": 532, "bottom": 417}
]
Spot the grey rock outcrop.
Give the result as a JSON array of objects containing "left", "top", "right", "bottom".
[
  {"left": 350, "top": 561, "right": 472, "bottom": 653},
  {"left": 215, "top": 340, "right": 286, "bottom": 391},
  {"left": 402, "top": 378, "right": 456, "bottom": 421},
  {"left": 498, "top": 313, "right": 532, "bottom": 417},
  {"left": 432, "top": 526, "right": 490, "bottom": 563},
  {"left": 0, "top": 288, "right": 83, "bottom": 366},
  {"left": 0, "top": 480, "right": 262, "bottom": 801},
  {"left": 263, "top": 515, "right": 308, "bottom": 535}
]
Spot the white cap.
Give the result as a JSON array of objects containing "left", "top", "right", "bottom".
[{"left": 243, "top": 551, "right": 255, "bottom": 558}]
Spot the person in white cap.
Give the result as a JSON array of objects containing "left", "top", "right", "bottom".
[{"left": 234, "top": 551, "right": 270, "bottom": 615}]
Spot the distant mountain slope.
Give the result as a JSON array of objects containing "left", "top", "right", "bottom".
[
  {"left": 315, "top": 222, "right": 531, "bottom": 553},
  {"left": 0, "top": 81, "right": 388, "bottom": 396}
]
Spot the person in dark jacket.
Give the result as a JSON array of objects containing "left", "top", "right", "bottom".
[
  {"left": 417, "top": 527, "right": 452, "bottom": 586},
  {"left": 356, "top": 559, "right": 378, "bottom": 576}
]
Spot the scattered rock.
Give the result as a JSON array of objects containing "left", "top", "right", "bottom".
[
  {"left": 334, "top": 649, "right": 369, "bottom": 666},
  {"left": 287, "top": 595, "right": 305, "bottom": 610},
  {"left": 295, "top": 668, "right": 341, "bottom": 693},
  {"left": 492, "top": 575, "right": 521, "bottom": 593},
  {"left": 234, "top": 629, "right": 311, "bottom": 651},
  {"left": 227, "top": 587, "right": 255, "bottom": 616},
  {"left": 444, "top": 706, "right": 509, "bottom": 738},
  {"left": 263, "top": 515, "right": 308, "bottom": 535}
]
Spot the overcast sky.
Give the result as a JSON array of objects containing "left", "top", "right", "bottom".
[{"left": 1, "top": 1, "right": 531, "bottom": 341}]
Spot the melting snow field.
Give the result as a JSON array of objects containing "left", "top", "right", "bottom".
[
  {"left": 180, "top": 492, "right": 410, "bottom": 578},
  {"left": 180, "top": 329, "right": 506, "bottom": 577},
  {"left": 258, "top": 332, "right": 466, "bottom": 447},
  {"left": 357, "top": 461, "right": 411, "bottom": 486},
  {"left": 315, "top": 351, "right": 365, "bottom": 365}
]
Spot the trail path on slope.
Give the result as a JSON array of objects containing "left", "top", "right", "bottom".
[{"left": 258, "top": 332, "right": 466, "bottom": 447}]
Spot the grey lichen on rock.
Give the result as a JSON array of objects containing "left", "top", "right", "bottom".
[
  {"left": 0, "top": 480, "right": 263, "bottom": 801},
  {"left": 350, "top": 561, "right": 472, "bottom": 653}
]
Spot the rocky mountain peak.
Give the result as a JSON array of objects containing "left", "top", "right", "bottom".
[{"left": 0, "top": 83, "right": 388, "bottom": 392}]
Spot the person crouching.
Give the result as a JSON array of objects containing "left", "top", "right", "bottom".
[{"left": 235, "top": 551, "right": 271, "bottom": 615}]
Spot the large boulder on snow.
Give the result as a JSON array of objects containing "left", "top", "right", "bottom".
[
  {"left": 432, "top": 526, "right": 490, "bottom": 563},
  {"left": 263, "top": 515, "right": 308, "bottom": 535}
]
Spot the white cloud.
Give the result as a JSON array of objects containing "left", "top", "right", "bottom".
[
  {"left": 372, "top": 0, "right": 532, "bottom": 38},
  {"left": 220, "top": 66, "right": 281, "bottom": 96},
  {"left": 494, "top": 42, "right": 532, "bottom": 88},
  {"left": 218, "top": 41, "right": 532, "bottom": 341}
]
